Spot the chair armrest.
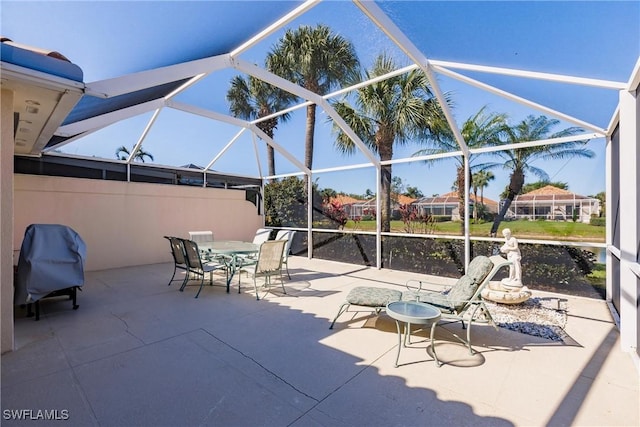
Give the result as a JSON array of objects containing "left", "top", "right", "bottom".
[
  {"left": 404, "top": 280, "right": 452, "bottom": 304},
  {"left": 405, "top": 279, "right": 450, "bottom": 293}
]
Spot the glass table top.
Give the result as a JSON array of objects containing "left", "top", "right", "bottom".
[{"left": 386, "top": 301, "right": 441, "bottom": 323}]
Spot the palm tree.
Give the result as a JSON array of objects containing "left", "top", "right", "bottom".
[
  {"left": 115, "top": 146, "right": 154, "bottom": 163},
  {"left": 486, "top": 115, "right": 593, "bottom": 236},
  {"left": 413, "top": 106, "right": 508, "bottom": 233},
  {"left": 405, "top": 186, "right": 424, "bottom": 199},
  {"left": 471, "top": 170, "right": 495, "bottom": 222},
  {"left": 226, "top": 75, "right": 294, "bottom": 179},
  {"left": 267, "top": 25, "right": 360, "bottom": 182},
  {"left": 331, "top": 54, "right": 443, "bottom": 233}
]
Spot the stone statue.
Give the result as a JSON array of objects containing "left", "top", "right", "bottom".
[
  {"left": 481, "top": 228, "right": 531, "bottom": 304},
  {"left": 500, "top": 228, "right": 523, "bottom": 288}
]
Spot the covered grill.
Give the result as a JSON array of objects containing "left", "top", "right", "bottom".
[{"left": 15, "top": 224, "right": 87, "bottom": 320}]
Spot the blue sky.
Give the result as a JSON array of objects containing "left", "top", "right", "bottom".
[{"left": 3, "top": 1, "right": 639, "bottom": 201}]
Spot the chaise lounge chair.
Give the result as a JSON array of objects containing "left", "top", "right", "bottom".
[
  {"left": 329, "top": 255, "right": 512, "bottom": 356},
  {"left": 403, "top": 255, "right": 512, "bottom": 355}
]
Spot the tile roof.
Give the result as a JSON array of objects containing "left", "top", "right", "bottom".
[
  {"left": 396, "top": 195, "right": 417, "bottom": 206},
  {"left": 329, "top": 195, "right": 362, "bottom": 205},
  {"left": 334, "top": 194, "right": 417, "bottom": 206},
  {"left": 516, "top": 185, "right": 595, "bottom": 201},
  {"left": 416, "top": 191, "right": 499, "bottom": 207}
]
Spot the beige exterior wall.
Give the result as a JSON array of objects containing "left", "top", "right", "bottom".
[
  {"left": 1, "top": 89, "right": 15, "bottom": 353},
  {"left": 13, "top": 174, "right": 263, "bottom": 271}
]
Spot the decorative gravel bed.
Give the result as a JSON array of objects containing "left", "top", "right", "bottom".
[{"left": 484, "top": 297, "right": 568, "bottom": 341}]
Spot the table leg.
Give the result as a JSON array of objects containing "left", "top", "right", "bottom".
[
  {"left": 226, "top": 256, "right": 238, "bottom": 293},
  {"left": 394, "top": 319, "right": 403, "bottom": 368},
  {"left": 430, "top": 321, "right": 441, "bottom": 367}
]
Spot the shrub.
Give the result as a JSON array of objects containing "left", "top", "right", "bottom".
[
  {"left": 264, "top": 177, "right": 324, "bottom": 227},
  {"left": 398, "top": 204, "right": 436, "bottom": 234},
  {"left": 264, "top": 177, "right": 308, "bottom": 227},
  {"left": 292, "top": 233, "right": 604, "bottom": 299},
  {"left": 323, "top": 200, "right": 349, "bottom": 229},
  {"left": 590, "top": 217, "right": 605, "bottom": 227}
]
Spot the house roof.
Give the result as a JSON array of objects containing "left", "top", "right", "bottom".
[
  {"left": 180, "top": 164, "right": 205, "bottom": 170},
  {"left": 1, "top": 38, "right": 85, "bottom": 155},
  {"left": 396, "top": 195, "right": 417, "bottom": 206},
  {"left": 349, "top": 194, "right": 416, "bottom": 207},
  {"left": 415, "top": 191, "right": 499, "bottom": 208},
  {"left": 515, "top": 185, "right": 596, "bottom": 201},
  {"left": 329, "top": 195, "right": 362, "bottom": 206},
  {"left": 0, "top": 38, "right": 83, "bottom": 82}
]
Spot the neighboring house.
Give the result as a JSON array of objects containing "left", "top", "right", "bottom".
[
  {"left": 180, "top": 163, "right": 205, "bottom": 170},
  {"left": 414, "top": 191, "right": 499, "bottom": 221},
  {"left": 350, "top": 198, "right": 375, "bottom": 219},
  {"left": 504, "top": 185, "right": 600, "bottom": 223},
  {"left": 327, "top": 195, "right": 363, "bottom": 219},
  {"left": 339, "top": 194, "right": 417, "bottom": 219}
]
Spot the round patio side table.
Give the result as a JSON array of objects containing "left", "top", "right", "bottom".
[{"left": 386, "top": 301, "right": 442, "bottom": 367}]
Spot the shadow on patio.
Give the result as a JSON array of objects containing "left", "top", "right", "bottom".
[{"left": 2, "top": 256, "right": 637, "bottom": 426}]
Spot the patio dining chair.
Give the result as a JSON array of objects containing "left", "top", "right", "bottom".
[
  {"left": 237, "top": 228, "right": 273, "bottom": 263},
  {"left": 238, "top": 239, "right": 287, "bottom": 300},
  {"left": 188, "top": 230, "right": 232, "bottom": 265},
  {"left": 252, "top": 228, "right": 272, "bottom": 245},
  {"left": 275, "top": 229, "right": 296, "bottom": 279},
  {"left": 180, "top": 238, "right": 228, "bottom": 298},
  {"left": 188, "top": 230, "right": 214, "bottom": 244},
  {"left": 164, "top": 236, "right": 188, "bottom": 287}
]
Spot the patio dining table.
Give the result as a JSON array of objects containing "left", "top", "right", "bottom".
[{"left": 199, "top": 241, "right": 259, "bottom": 293}]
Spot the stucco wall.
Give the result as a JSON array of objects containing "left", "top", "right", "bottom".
[
  {"left": 13, "top": 174, "right": 263, "bottom": 271},
  {"left": 2, "top": 88, "right": 15, "bottom": 353}
]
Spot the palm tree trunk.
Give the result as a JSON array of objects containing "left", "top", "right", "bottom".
[
  {"left": 490, "top": 167, "right": 524, "bottom": 236},
  {"left": 473, "top": 187, "right": 479, "bottom": 223},
  {"left": 266, "top": 146, "right": 276, "bottom": 181},
  {"left": 379, "top": 160, "right": 392, "bottom": 269},
  {"left": 263, "top": 127, "right": 276, "bottom": 182},
  {"left": 380, "top": 164, "right": 392, "bottom": 233},
  {"left": 304, "top": 104, "right": 317, "bottom": 189},
  {"left": 378, "top": 136, "right": 393, "bottom": 234}
]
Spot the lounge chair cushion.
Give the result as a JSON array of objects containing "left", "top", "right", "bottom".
[
  {"left": 464, "top": 255, "right": 494, "bottom": 282},
  {"left": 345, "top": 286, "right": 402, "bottom": 307},
  {"left": 414, "top": 291, "right": 454, "bottom": 312},
  {"left": 415, "top": 256, "right": 494, "bottom": 314},
  {"left": 445, "top": 275, "right": 482, "bottom": 312}
]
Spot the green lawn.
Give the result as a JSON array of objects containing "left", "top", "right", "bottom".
[{"left": 344, "top": 219, "right": 605, "bottom": 242}]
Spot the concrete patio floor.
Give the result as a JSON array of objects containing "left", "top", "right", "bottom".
[{"left": 2, "top": 256, "right": 638, "bottom": 426}]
